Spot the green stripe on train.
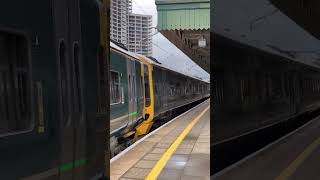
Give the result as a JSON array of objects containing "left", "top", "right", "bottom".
[
  {"left": 60, "top": 159, "right": 87, "bottom": 172},
  {"left": 128, "top": 111, "right": 137, "bottom": 117}
]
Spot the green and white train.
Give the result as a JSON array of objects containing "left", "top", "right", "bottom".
[{"left": 110, "top": 41, "right": 210, "bottom": 156}]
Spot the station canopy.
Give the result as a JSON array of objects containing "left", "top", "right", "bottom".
[{"left": 155, "top": 0, "right": 210, "bottom": 73}]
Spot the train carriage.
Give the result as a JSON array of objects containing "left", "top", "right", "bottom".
[
  {"left": 110, "top": 41, "right": 146, "bottom": 155},
  {"left": 212, "top": 34, "right": 320, "bottom": 172},
  {"left": 144, "top": 56, "right": 209, "bottom": 121},
  {"left": 109, "top": 41, "right": 145, "bottom": 154},
  {"left": 0, "top": 0, "right": 109, "bottom": 179},
  {"left": 110, "top": 41, "right": 210, "bottom": 156},
  {"left": 213, "top": 34, "right": 320, "bottom": 144}
]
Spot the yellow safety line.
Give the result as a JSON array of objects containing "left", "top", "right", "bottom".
[
  {"left": 145, "top": 105, "right": 210, "bottom": 180},
  {"left": 274, "top": 135, "right": 320, "bottom": 180}
]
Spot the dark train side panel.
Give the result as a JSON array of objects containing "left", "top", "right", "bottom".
[
  {"left": 80, "top": 0, "right": 108, "bottom": 178},
  {"left": 0, "top": 1, "right": 58, "bottom": 179},
  {"left": 109, "top": 48, "right": 144, "bottom": 135},
  {"left": 152, "top": 64, "right": 210, "bottom": 120},
  {"left": 212, "top": 33, "right": 320, "bottom": 145},
  {"left": 0, "top": 0, "right": 108, "bottom": 179}
]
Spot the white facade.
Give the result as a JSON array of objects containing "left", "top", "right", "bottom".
[
  {"left": 110, "top": 0, "right": 132, "bottom": 45},
  {"left": 110, "top": 0, "right": 152, "bottom": 56},
  {"left": 128, "top": 14, "right": 152, "bottom": 56}
]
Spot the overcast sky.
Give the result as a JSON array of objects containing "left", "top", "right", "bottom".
[{"left": 132, "top": 0, "right": 210, "bottom": 82}]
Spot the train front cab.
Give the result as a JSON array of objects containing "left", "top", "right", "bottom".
[{"left": 135, "top": 56, "right": 155, "bottom": 138}]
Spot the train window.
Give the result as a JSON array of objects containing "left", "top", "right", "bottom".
[
  {"left": 140, "top": 75, "right": 143, "bottom": 99},
  {"left": 313, "top": 79, "right": 316, "bottom": 92},
  {"left": 154, "top": 82, "right": 159, "bottom": 95},
  {"left": 161, "top": 82, "right": 165, "bottom": 96},
  {"left": 133, "top": 75, "right": 136, "bottom": 99},
  {"left": 185, "top": 84, "right": 188, "bottom": 95},
  {"left": 144, "top": 65, "right": 151, "bottom": 106},
  {"left": 59, "top": 41, "right": 70, "bottom": 124},
  {"left": 171, "top": 86, "right": 175, "bottom": 96},
  {"left": 158, "top": 82, "right": 161, "bottom": 96},
  {"left": 128, "top": 75, "right": 131, "bottom": 101},
  {"left": 269, "top": 74, "right": 283, "bottom": 99},
  {"left": 110, "top": 71, "right": 121, "bottom": 104},
  {"left": 73, "top": 43, "right": 83, "bottom": 114},
  {"left": 0, "top": 31, "right": 32, "bottom": 136},
  {"left": 168, "top": 86, "right": 172, "bottom": 96},
  {"left": 153, "top": 82, "right": 156, "bottom": 95}
]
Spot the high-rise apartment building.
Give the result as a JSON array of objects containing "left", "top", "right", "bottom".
[
  {"left": 110, "top": 0, "right": 152, "bottom": 56},
  {"left": 110, "top": 0, "right": 132, "bottom": 45},
  {"left": 128, "top": 14, "right": 152, "bottom": 56}
]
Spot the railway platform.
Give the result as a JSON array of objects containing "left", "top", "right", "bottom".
[
  {"left": 110, "top": 99, "right": 210, "bottom": 180},
  {"left": 213, "top": 115, "right": 320, "bottom": 180}
]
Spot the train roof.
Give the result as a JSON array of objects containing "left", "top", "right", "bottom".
[
  {"left": 140, "top": 55, "right": 208, "bottom": 83},
  {"left": 110, "top": 41, "right": 209, "bottom": 84},
  {"left": 110, "top": 41, "right": 140, "bottom": 59}
]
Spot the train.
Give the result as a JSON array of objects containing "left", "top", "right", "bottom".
[
  {"left": 0, "top": 0, "right": 109, "bottom": 179},
  {"left": 212, "top": 33, "right": 320, "bottom": 172},
  {"left": 0, "top": 0, "right": 210, "bottom": 178},
  {"left": 110, "top": 41, "right": 210, "bottom": 156}
]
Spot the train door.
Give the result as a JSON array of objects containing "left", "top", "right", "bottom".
[
  {"left": 80, "top": 0, "right": 108, "bottom": 177},
  {"left": 135, "top": 61, "right": 155, "bottom": 138},
  {"left": 69, "top": 1, "right": 86, "bottom": 179},
  {"left": 57, "top": 40, "right": 74, "bottom": 180},
  {"left": 57, "top": 43, "right": 85, "bottom": 180},
  {"left": 127, "top": 59, "right": 137, "bottom": 126},
  {"left": 55, "top": 0, "right": 86, "bottom": 179},
  {"left": 53, "top": 1, "right": 73, "bottom": 179},
  {"left": 135, "top": 61, "right": 144, "bottom": 121},
  {"left": 71, "top": 43, "right": 86, "bottom": 180}
]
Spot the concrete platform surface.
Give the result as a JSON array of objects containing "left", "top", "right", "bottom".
[
  {"left": 214, "top": 116, "right": 320, "bottom": 180},
  {"left": 110, "top": 99, "right": 210, "bottom": 180}
]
